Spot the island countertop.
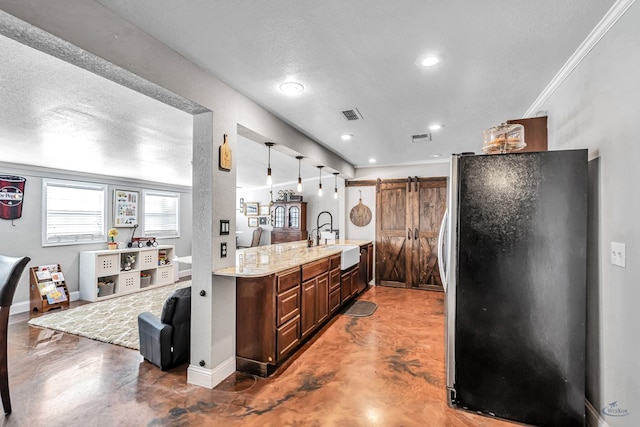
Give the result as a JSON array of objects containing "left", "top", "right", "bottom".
[{"left": 213, "top": 239, "right": 372, "bottom": 277}]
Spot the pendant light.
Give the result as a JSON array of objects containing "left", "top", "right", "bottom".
[
  {"left": 317, "top": 166, "right": 324, "bottom": 196},
  {"left": 296, "top": 156, "right": 303, "bottom": 192},
  {"left": 333, "top": 172, "right": 339, "bottom": 199},
  {"left": 265, "top": 142, "right": 275, "bottom": 185}
]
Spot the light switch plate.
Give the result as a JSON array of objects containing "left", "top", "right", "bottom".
[{"left": 611, "top": 242, "right": 626, "bottom": 268}]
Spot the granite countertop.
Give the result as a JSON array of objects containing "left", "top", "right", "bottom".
[{"left": 214, "top": 239, "right": 372, "bottom": 278}]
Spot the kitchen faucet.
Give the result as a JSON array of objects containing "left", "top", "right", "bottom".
[{"left": 316, "top": 211, "right": 334, "bottom": 245}]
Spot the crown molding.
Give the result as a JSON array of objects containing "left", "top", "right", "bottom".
[{"left": 524, "top": 0, "right": 636, "bottom": 117}]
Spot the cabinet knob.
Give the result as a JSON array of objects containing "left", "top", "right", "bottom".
[
  {"left": 200, "top": 289, "right": 206, "bottom": 297},
  {"left": 199, "top": 360, "right": 205, "bottom": 367}
]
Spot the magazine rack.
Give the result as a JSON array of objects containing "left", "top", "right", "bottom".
[{"left": 29, "top": 265, "right": 70, "bottom": 313}]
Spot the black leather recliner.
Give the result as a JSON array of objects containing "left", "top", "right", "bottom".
[{"left": 138, "top": 286, "right": 191, "bottom": 370}]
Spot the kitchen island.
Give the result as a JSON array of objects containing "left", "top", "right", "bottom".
[{"left": 215, "top": 240, "right": 373, "bottom": 376}]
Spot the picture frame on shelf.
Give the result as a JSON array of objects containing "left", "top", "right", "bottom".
[
  {"left": 244, "top": 202, "right": 259, "bottom": 216},
  {"left": 114, "top": 189, "right": 139, "bottom": 227},
  {"left": 248, "top": 217, "right": 259, "bottom": 227},
  {"left": 259, "top": 204, "right": 270, "bottom": 216}
]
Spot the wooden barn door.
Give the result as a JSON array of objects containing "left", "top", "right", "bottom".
[
  {"left": 376, "top": 177, "right": 447, "bottom": 290},
  {"left": 376, "top": 180, "right": 410, "bottom": 287},
  {"left": 410, "top": 178, "right": 447, "bottom": 290}
]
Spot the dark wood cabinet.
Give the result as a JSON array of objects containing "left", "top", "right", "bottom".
[
  {"left": 236, "top": 247, "right": 371, "bottom": 377},
  {"left": 329, "top": 255, "right": 341, "bottom": 314},
  {"left": 301, "top": 258, "right": 329, "bottom": 339},
  {"left": 341, "top": 265, "right": 359, "bottom": 304},
  {"left": 271, "top": 201, "right": 308, "bottom": 243},
  {"left": 358, "top": 242, "right": 373, "bottom": 293},
  {"left": 236, "top": 267, "right": 300, "bottom": 376},
  {"left": 507, "top": 116, "right": 547, "bottom": 153},
  {"left": 301, "top": 278, "right": 317, "bottom": 338}
]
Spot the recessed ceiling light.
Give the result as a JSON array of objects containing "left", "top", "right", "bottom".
[
  {"left": 416, "top": 54, "right": 441, "bottom": 68},
  {"left": 341, "top": 134, "right": 353, "bottom": 141},
  {"left": 368, "top": 158, "right": 376, "bottom": 164},
  {"left": 429, "top": 124, "right": 443, "bottom": 131},
  {"left": 421, "top": 56, "right": 440, "bottom": 67},
  {"left": 430, "top": 154, "right": 443, "bottom": 158},
  {"left": 279, "top": 81, "right": 304, "bottom": 95}
]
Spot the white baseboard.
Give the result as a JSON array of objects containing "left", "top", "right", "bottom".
[
  {"left": 586, "top": 400, "right": 610, "bottom": 427},
  {"left": 187, "top": 355, "right": 235, "bottom": 389},
  {"left": 11, "top": 291, "right": 81, "bottom": 315},
  {"left": 179, "top": 268, "right": 191, "bottom": 279}
]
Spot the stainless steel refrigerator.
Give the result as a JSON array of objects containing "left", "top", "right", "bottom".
[{"left": 438, "top": 150, "right": 587, "bottom": 426}]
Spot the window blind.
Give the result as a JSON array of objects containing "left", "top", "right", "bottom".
[
  {"left": 43, "top": 179, "right": 106, "bottom": 246},
  {"left": 143, "top": 191, "right": 180, "bottom": 238}
]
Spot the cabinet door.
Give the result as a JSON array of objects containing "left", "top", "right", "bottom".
[
  {"left": 316, "top": 272, "right": 329, "bottom": 325},
  {"left": 301, "top": 278, "right": 317, "bottom": 338},
  {"left": 341, "top": 271, "right": 351, "bottom": 304},
  {"left": 274, "top": 205, "right": 285, "bottom": 228},
  {"left": 288, "top": 206, "right": 300, "bottom": 229},
  {"left": 351, "top": 268, "right": 360, "bottom": 297}
]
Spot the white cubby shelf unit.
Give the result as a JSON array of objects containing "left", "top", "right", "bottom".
[{"left": 79, "top": 245, "right": 175, "bottom": 302}]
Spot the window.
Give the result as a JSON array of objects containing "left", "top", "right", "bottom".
[
  {"left": 42, "top": 179, "right": 107, "bottom": 246},
  {"left": 143, "top": 190, "right": 180, "bottom": 238}
]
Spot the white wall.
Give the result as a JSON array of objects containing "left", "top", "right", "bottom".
[
  {"left": 355, "top": 161, "right": 449, "bottom": 180},
  {"left": 235, "top": 177, "right": 342, "bottom": 247},
  {"left": 539, "top": 2, "right": 639, "bottom": 425},
  {"left": 0, "top": 162, "right": 192, "bottom": 312}
]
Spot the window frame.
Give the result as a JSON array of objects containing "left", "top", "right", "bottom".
[
  {"left": 142, "top": 190, "right": 180, "bottom": 239},
  {"left": 41, "top": 178, "right": 108, "bottom": 247}
]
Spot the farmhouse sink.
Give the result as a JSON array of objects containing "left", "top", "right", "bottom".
[{"left": 325, "top": 245, "right": 360, "bottom": 270}]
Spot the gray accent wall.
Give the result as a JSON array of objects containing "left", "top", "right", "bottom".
[{"left": 0, "top": 162, "right": 192, "bottom": 312}]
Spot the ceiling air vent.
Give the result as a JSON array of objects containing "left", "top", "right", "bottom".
[
  {"left": 341, "top": 108, "right": 363, "bottom": 121},
  {"left": 411, "top": 133, "right": 432, "bottom": 143}
]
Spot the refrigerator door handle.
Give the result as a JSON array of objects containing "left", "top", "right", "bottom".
[{"left": 438, "top": 208, "right": 448, "bottom": 290}]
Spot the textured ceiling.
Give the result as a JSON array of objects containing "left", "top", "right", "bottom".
[
  {"left": 96, "top": 0, "right": 615, "bottom": 168},
  {"left": 0, "top": 1, "right": 617, "bottom": 187}
]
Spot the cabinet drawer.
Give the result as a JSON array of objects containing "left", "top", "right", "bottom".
[
  {"left": 277, "top": 267, "right": 300, "bottom": 293},
  {"left": 277, "top": 286, "right": 300, "bottom": 327},
  {"left": 302, "top": 258, "right": 329, "bottom": 282},
  {"left": 277, "top": 315, "right": 300, "bottom": 360},
  {"left": 329, "top": 288, "right": 341, "bottom": 314},
  {"left": 329, "top": 254, "right": 341, "bottom": 271},
  {"left": 329, "top": 268, "right": 341, "bottom": 291}
]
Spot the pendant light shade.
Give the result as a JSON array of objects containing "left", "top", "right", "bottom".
[
  {"left": 333, "top": 172, "right": 339, "bottom": 199},
  {"left": 317, "top": 166, "right": 324, "bottom": 197},
  {"left": 296, "top": 156, "right": 303, "bottom": 193},
  {"left": 265, "top": 142, "right": 275, "bottom": 185}
]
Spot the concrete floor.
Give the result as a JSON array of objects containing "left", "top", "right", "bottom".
[{"left": 4, "top": 286, "right": 518, "bottom": 426}]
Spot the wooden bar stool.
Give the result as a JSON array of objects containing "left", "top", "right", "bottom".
[{"left": 0, "top": 255, "right": 30, "bottom": 415}]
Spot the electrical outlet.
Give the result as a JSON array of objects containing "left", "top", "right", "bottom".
[
  {"left": 611, "top": 242, "right": 625, "bottom": 268},
  {"left": 221, "top": 242, "right": 227, "bottom": 258}
]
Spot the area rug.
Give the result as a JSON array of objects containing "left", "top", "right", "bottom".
[
  {"left": 342, "top": 300, "right": 377, "bottom": 317},
  {"left": 28, "top": 282, "right": 190, "bottom": 350}
]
